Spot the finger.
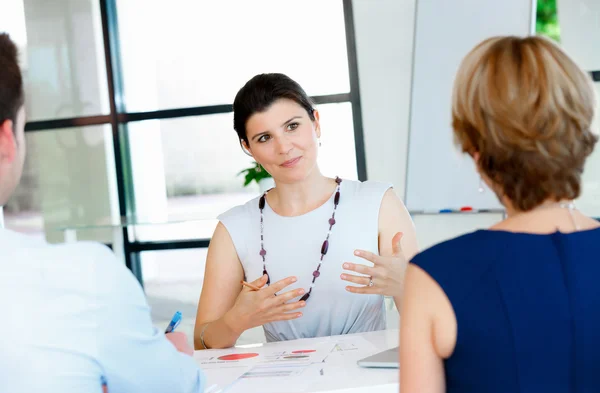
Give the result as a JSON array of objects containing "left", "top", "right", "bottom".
[
  {"left": 340, "top": 273, "right": 371, "bottom": 286},
  {"left": 270, "top": 311, "right": 304, "bottom": 322},
  {"left": 274, "top": 300, "right": 306, "bottom": 314},
  {"left": 345, "top": 284, "right": 381, "bottom": 295},
  {"left": 392, "top": 232, "right": 404, "bottom": 257},
  {"left": 342, "top": 262, "right": 371, "bottom": 275},
  {"left": 264, "top": 276, "right": 297, "bottom": 296},
  {"left": 244, "top": 274, "right": 268, "bottom": 291},
  {"left": 353, "top": 249, "right": 379, "bottom": 264},
  {"left": 267, "top": 287, "right": 305, "bottom": 307}
]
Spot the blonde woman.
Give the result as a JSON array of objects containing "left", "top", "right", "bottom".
[{"left": 400, "top": 36, "right": 599, "bottom": 393}]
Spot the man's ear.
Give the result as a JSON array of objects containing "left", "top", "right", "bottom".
[{"left": 0, "top": 119, "right": 16, "bottom": 162}]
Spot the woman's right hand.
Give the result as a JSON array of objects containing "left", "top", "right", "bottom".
[{"left": 226, "top": 274, "right": 306, "bottom": 333}]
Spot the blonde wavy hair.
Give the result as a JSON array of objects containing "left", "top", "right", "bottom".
[{"left": 452, "top": 35, "right": 598, "bottom": 211}]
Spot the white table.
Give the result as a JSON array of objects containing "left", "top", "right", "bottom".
[{"left": 198, "top": 329, "right": 399, "bottom": 393}]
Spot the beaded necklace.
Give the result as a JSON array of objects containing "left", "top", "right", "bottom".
[{"left": 258, "top": 177, "right": 342, "bottom": 302}]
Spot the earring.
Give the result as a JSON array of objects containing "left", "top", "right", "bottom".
[
  {"left": 318, "top": 138, "right": 322, "bottom": 147},
  {"left": 478, "top": 177, "right": 485, "bottom": 193}
]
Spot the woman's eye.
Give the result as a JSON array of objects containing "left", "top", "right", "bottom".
[
  {"left": 287, "top": 122, "right": 299, "bottom": 131},
  {"left": 258, "top": 134, "right": 271, "bottom": 143}
]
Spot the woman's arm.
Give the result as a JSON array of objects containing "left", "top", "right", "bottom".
[
  {"left": 194, "top": 222, "right": 246, "bottom": 349},
  {"left": 378, "top": 188, "right": 418, "bottom": 260},
  {"left": 194, "top": 222, "right": 306, "bottom": 350},
  {"left": 400, "top": 264, "right": 457, "bottom": 393},
  {"left": 377, "top": 188, "right": 418, "bottom": 306},
  {"left": 340, "top": 188, "right": 418, "bottom": 309}
]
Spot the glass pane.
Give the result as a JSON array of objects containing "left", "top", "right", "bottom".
[
  {"left": 142, "top": 248, "right": 266, "bottom": 345},
  {"left": 117, "top": 0, "right": 350, "bottom": 111},
  {"left": 3, "top": 126, "right": 120, "bottom": 244},
  {"left": 143, "top": 248, "right": 206, "bottom": 336},
  {"left": 126, "top": 102, "right": 357, "bottom": 241},
  {"left": 2, "top": 0, "right": 110, "bottom": 121}
]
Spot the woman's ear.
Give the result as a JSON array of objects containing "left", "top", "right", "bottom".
[
  {"left": 241, "top": 139, "right": 253, "bottom": 156},
  {"left": 472, "top": 151, "right": 481, "bottom": 166},
  {"left": 312, "top": 109, "right": 321, "bottom": 138}
]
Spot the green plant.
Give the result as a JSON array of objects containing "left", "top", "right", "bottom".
[
  {"left": 536, "top": 0, "right": 560, "bottom": 42},
  {"left": 238, "top": 161, "right": 272, "bottom": 187}
]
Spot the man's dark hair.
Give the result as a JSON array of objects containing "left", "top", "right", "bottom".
[{"left": 0, "top": 33, "right": 24, "bottom": 131}]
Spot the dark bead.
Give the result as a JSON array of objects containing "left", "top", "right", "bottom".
[
  {"left": 329, "top": 217, "right": 336, "bottom": 226},
  {"left": 313, "top": 270, "right": 320, "bottom": 277},
  {"left": 260, "top": 248, "right": 266, "bottom": 256},
  {"left": 334, "top": 191, "right": 340, "bottom": 205},
  {"left": 259, "top": 195, "right": 266, "bottom": 210},
  {"left": 300, "top": 292, "right": 310, "bottom": 302},
  {"left": 321, "top": 240, "right": 329, "bottom": 255},
  {"left": 335, "top": 177, "right": 342, "bottom": 184}
]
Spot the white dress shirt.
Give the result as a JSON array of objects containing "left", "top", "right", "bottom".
[{"left": 0, "top": 228, "right": 205, "bottom": 393}]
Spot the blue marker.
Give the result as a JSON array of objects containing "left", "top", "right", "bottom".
[
  {"left": 439, "top": 209, "right": 453, "bottom": 213},
  {"left": 165, "top": 311, "right": 182, "bottom": 334}
]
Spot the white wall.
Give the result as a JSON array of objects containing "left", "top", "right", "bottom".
[
  {"left": 556, "top": 0, "right": 600, "bottom": 217},
  {"left": 352, "top": 0, "right": 506, "bottom": 250}
]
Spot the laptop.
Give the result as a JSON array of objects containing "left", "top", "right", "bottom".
[{"left": 357, "top": 346, "right": 399, "bottom": 368}]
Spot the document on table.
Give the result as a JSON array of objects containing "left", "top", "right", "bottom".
[
  {"left": 225, "top": 363, "right": 314, "bottom": 393},
  {"left": 194, "top": 339, "right": 334, "bottom": 369},
  {"left": 198, "top": 334, "right": 385, "bottom": 392},
  {"left": 203, "top": 366, "right": 251, "bottom": 393},
  {"left": 328, "top": 335, "right": 379, "bottom": 355}
]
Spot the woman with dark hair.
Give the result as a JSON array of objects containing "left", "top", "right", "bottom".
[
  {"left": 194, "top": 73, "right": 418, "bottom": 349},
  {"left": 400, "top": 36, "right": 600, "bottom": 393}
]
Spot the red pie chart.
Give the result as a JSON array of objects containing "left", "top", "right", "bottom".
[
  {"left": 292, "top": 349, "right": 316, "bottom": 354},
  {"left": 218, "top": 353, "right": 259, "bottom": 361}
]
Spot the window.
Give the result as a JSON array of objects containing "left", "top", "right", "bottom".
[
  {"left": 125, "top": 102, "right": 357, "bottom": 241},
  {"left": 116, "top": 0, "right": 350, "bottom": 111},
  {"left": 5, "top": 0, "right": 110, "bottom": 121},
  {"left": 4, "top": 126, "right": 120, "bottom": 244},
  {"left": 5, "top": 0, "right": 364, "bottom": 287}
]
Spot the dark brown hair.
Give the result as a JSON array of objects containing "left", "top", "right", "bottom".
[{"left": 233, "top": 73, "right": 315, "bottom": 145}]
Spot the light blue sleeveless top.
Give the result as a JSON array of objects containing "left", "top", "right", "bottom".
[{"left": 218, "top": 179, "right": 392, "bottom": 342}]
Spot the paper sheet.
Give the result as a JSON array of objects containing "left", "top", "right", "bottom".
[
  {"left": 194, "top": 339, "right": 334, "bottom": 370},
  {"left": 202, "top": 366, "right": 251, "bottom": 393},
  {"left": 328, "top": 335, "right": 379, "bottom": 355},
  {"left": 226, "top": 364, "right": 313, "bottom": 393},
  {"left": 198, "top": 334, "right": 388, "bottom": 392}
]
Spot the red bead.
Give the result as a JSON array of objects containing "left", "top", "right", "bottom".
[
  {"left": 313, "top": 270, "right": 320, "bottom": 277},
  {"left": 321, "top": 240, "right": 329, "bottom": 255},
  {"left": 335, "top": 177, "right": 342, "bottom": 184},
  {"left": 260, "top": 249, "right": 266, "bottom": 256},
  {"left": 334, "top": 191, "right": 340, "bottom": 205},
  {"left": 329, "top": 218, "right": 336, "bottom": 226}
]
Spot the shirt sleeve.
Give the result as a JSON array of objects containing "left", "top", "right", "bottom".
[{"left": 91, "top": 244, "right": 205, "bottom": 393}]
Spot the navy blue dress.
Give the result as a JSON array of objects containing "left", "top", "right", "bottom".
[{"left": 411, "top": 228, "right": 600, "bottom": 393}]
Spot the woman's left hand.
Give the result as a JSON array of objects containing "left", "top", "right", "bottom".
[{"left": 341, "top": 232, "right": 407, "bottom": 298}]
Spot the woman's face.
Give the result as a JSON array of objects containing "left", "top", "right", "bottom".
[{"left": 244, "top": 99, "right": 320, "bottom": 184}]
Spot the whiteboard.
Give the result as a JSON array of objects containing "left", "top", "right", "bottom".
[
  {"left": 405, "top": 0, "right": 534, "bottom": 211},
  {"left": 557, "top": 0, "right": 600, "bottom": 217}
]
